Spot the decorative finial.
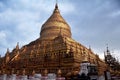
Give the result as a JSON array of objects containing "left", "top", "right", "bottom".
[
  {"left": 7, "top": 48, "right": 10, "bottom": 53},
  {"left": 16, "top": 42, "right": 19, "bottom": 50},
  {"left": 106, "top": 44, "right": 111, "bottom": 55},
  {"left": 6, "top": 48, "right": 10, "bottom": 56},
  {"left": 106, "top": 44, "right": 109, "bottom": 52},
  {"left": 55, "top": 0, "right": 58, "bottom": 9}
]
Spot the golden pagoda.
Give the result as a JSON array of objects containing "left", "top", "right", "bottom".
[{"left": 0, "top": 3, "right": 107, "bottom": 76}]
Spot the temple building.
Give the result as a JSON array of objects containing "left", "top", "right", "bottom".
[{"left": 0, "top": 4, "right": 107, "bottom": 76}]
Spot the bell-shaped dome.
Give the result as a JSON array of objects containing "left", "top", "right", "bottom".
[{"left": 40, "top": 4, "right": 71, "bottom": 40}]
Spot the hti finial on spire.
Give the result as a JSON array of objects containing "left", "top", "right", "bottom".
[{"left": 55, "top": 0, "right": 58, "bottom": 9}]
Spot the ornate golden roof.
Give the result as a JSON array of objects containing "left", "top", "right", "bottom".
[{"left": 40, "top": 4, "right": 71, "bottom": 40}]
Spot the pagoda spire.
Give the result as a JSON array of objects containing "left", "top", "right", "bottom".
[
  {"left": 54, "top": 1, "right": 59, "bottom": 13},
  {"left": 6, "top": 48, "right": 10, "bottom": 53},
  {"left": 53, "top": 0, "right": 60, "bottom": 14},
  {"left": 40, "top": 0, "right": 71, "bottom": 40},
  {"left": 5, "top": 48, "right": 10, "bottom": 63},
  {"left": 55, "top": 0, "right": 58, "bottom": 8},
  {"left": 5, "top": 48, "right": 10, "bottom": 57},
  {"left": 106, "top": 44, "right": 110, "bottom": 55},
  {"left": 16, "top": 42, "right": 19, "bottom": 50}
]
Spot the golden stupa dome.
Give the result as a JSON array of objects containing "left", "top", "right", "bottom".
[{"left": 40, "top": 4, "right": 71, "bottom": 40}]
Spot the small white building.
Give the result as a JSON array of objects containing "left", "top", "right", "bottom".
[
  {"left": 79, "top": 60, "right": 90, "bottom": 76},
  {"left": 79, "top": 57, "right": 99, "bottom": 80}
]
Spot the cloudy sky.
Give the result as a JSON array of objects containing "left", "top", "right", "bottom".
[{"left": 0, "top": 0, "right": 120, "bottom": 60}]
